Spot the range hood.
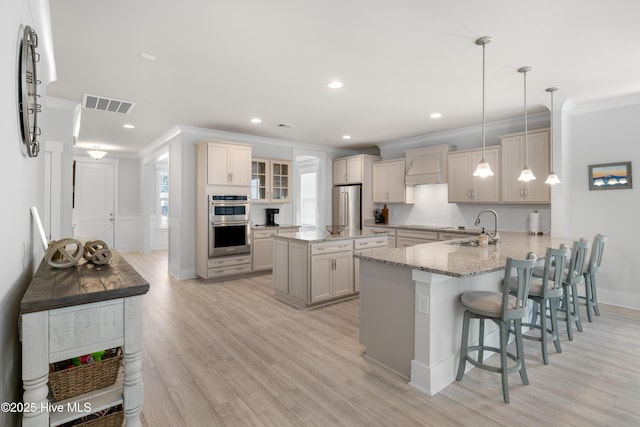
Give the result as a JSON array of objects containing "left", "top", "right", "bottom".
[{"left": 404, "top": 145, "right": 454, "bottom": 185}]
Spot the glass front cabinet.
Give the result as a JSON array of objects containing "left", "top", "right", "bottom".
[{"left": 251, "top": 158, "right": 291, "bottom": 203}]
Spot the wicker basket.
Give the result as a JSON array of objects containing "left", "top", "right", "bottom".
[
  {"left": 49, "top": 348, "right": 122, "bottom": 401},
  {"left": 59, "top": 405, "right": 123, "bottom": 427}
]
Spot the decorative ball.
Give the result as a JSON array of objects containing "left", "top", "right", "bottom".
[
  {"left": 84, "top": 240, "right": 112, "bottom": 265},
  {"left": 46, "top": 238, "right": 83, "bottom": 268}
]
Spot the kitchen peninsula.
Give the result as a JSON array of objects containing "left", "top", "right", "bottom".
[
  {"left": 272, "top": 229, "right": 388, "bottom": 309},
  {"left": 355, "top": 231, "right": 570, "bottom": 396}
]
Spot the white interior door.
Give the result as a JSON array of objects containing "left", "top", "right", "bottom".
[{"left": 74, "top": 161, "right": 115, "bottom": 246}]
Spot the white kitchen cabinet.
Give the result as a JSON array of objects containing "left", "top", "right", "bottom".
[
  {"left": 372, "top": 159, "right": 414, "bottom": 204},
  {"left": 273, "top": 239, "right": 289, "bottom": 293},
  {"left": 333, "top": 155, "right": 368, "bottom": 184},
  {"left": 447, "top": 146, "right": 501, "bottom": 203},
  {"left": 501, "top": 129, "right": 550, "bottom": 203},
  {"left": 310, "top": 243, "right": 353, "bottom": 303},
  {"left": 363, "top": 226, "right": 396, "bottom": 248},
  {"left": 251, "top": 226, "right": 299, "bottom": 271},
  {"left": 251, "top": 158, "right": 291, "bottom": 203},
  {"left": 207, "top": 142, "right": 252, "bottom": 186}
]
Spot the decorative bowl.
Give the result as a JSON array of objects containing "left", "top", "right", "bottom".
[{"left": 325, "top": 225, "right": 345, "bottom": 234}]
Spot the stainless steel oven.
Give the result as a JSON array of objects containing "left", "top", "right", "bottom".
[{"left": 208, "top": 195, "right": 251, "bottom": 257}]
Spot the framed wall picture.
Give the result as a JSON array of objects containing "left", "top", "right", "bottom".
[{"left": 588, "top": 161, "right": 632, "bottom": 190}]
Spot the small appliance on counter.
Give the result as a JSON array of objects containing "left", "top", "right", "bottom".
[
  {"left": 374, "top": 209, "right": 385, "bottom": 224},
  {"left": 265, "top": 208, "right": 279, "bottom": 226}
]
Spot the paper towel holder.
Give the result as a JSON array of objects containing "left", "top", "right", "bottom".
[{"left": 528, "top": 209, "right": 543, "bottom": 235}]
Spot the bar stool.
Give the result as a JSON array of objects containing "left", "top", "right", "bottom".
[
  {"left": 455, "top": 254, "right": 537, "bottom": 403},
  {"left": 516, "top": 246, "right": 569, "bottom": 365},
  {"left": 581, "top": 234, "right": 607, "bottom": 322}
]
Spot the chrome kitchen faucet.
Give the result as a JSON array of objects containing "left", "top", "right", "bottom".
[{"left": 475, "top": 209, "right": 500, "bottom": 243}]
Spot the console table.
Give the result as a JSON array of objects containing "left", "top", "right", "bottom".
[{"left": 20, "top": 252, "right": 150, "bottom": 426}]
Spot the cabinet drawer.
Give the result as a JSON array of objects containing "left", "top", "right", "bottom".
[
  {"left": 364, "top": 226, "right": 396, "bottom": 236},
  {"left": 354, "top": 236, "right": 388, "bottom": 249},
  {"left": 208, "top": 255, "right": 251, "bottom": 268},
  {"left": 49, "top": 300, "right": 124, "bottom": 363},
  {"left": 253, "top": 230, "right": 276, "bottom": 239},
  {"left": 311, "top": 240, "right": 353, "bottom": 255},
  {"left": 396, "top": 229, "right": 438, "bottom": 241},
  {"left": 208, "top": 264, "right": 252, "bottom": 278}
]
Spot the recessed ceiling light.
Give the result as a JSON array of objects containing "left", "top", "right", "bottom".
[
  {"left": 139, "top": 52, "right": 156, "bottom": 61},
  {"left": 342, "top": 135, "right": 351, "bottom": 140},
  {"left": 430, "top": 112, "right": 442, "bottom": 119},
  {"left": 328, "top": 80, "right": 343, "bottom": 89},
  {"left": 123, "top": 124, "right": 135, "bottom": 129},
  {"left": 251, "top": 118, "right": 262, "bottom": 124}
]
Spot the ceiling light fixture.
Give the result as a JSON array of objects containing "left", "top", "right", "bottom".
[
  {"left": 342, "top": 135, "right": 351, "bottom": 140},
  {"left": 123, "top": 124, "right": 135, "bottom": 129},
  {"left": 139, "top": 52, "right": 156, "bottom": 61},
  {"left": 87, "top": 145, "right": 107, "bottom": 160},
  {"left": 430, "top": 112, "right": 442, "bottom": 119},
  {"left": 473, "top": 36, "right": 494, "bottom": 178},
  {"left": 328, "top": 80, "right": 343, "bottom": 89},
  {"left": 250, "top": 118, "right": 262, "bottom": 124},
  {"left": 544, "top": 87, "right": 561, "bottom": 185},
  {"left": 517, "top": 66, "right": 536, "bottom": 182}
]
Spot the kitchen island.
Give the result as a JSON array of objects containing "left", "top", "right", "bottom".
[
  {"left": 273, "top": 229, "right": 388, "bottom": 309},
  {"left": 355, "top": 231, "right": 570, "bottom": 396}
]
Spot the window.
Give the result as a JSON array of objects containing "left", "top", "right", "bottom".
[
  {"left": 158, "top": 168, "right": 169, "bottom": 228},
  {"left": 300, "top": 172, "right": 318, "bottom": 227}
]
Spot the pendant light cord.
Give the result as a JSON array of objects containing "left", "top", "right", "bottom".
[
  {"left": 482, "top": 41, "right": 486, "bottom": 160},
  {"left": 549, "top": 89, "right": 554, "bottom": 169},
  {"left": 523, "top": 69, "right": 528, "bottom": 167}
]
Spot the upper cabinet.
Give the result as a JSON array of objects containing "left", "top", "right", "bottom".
[
  {"left": 372, "top": 159, "right": 414, "bottom": 204},
  {"left": 501, "top": 129, "right": 550, "bottom": 203},
  {"left": 448, "top": 146, "right": 501, "bottom": 203},
  {"left": 333, "top": 155, "right": 366, "bottom": 184},
  {"left": 207, "top": 142, "right": 252, "bottom": 186},
  {"left": 251, "top": 158, "right": 291, "bottom": 203}
]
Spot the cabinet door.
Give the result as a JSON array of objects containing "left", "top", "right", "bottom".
[
  {"left": 386, "top": 161, "right": 407, "bottom": 203},
  {"left": 333, "top": 159, "right": 347, "bottom": 184},
  {"left": 501, "top": 134, "right": 526, "bottom": 202},
  {"left": 252, "top": 237, "right": 273, "bottom": 271},
  {"left": 310, "top": 254, "right": 333, "bottom": 303},
  {"left": 229, "top": 146, "right": 252, "bottom": 185},
  {"left": 271, "top": 160, "right": 290, "bottom": 202},
  {"left": 207, "top": 144, "right": 231, "bottom": 185},
  {"left": 372, "top": 163, "right": 387, "bottom": 203},
  {"left": 522, "top": 131, "right": 550, "bottom": 202},
  {"left": 501, "top": 131, "right": 550, "bottom": 203},
  {"left": 251, "top": 159, "right": 268, "bottom": 202},
  {"left": 332, "top": 251, "right": 354, "bottom": 297},
  {"left": 273, "top": 239, "right": 288, "bottom": 292},
  {"left": 346, "top": 156, "right": 363, "bottom": 183},
  {"left": 472, "top": 147, "right": 501, "bottom": 202},
  {"left": 448, "top": 152, "right": 472, "bottom": 202},
  {"left": 289, "top": 242, "right": 308, "bottom": 301}
]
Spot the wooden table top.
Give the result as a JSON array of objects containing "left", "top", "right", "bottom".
[{"left": 21, "top": 251, "right": 150, "bottom": 314}]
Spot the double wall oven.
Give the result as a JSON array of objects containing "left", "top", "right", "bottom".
[{"left": 208, "top": 195, "right": 250, "bottom": 257}]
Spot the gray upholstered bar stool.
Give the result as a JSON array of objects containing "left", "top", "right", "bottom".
[
  {"left": 581, "top": 234, "right": 607, "bottom": 322},
  {"left": 516, "top": 246, "right": 569, "bottom": 365},
  {"left": 456, "top": 254, "right": 537, "bottom": 403}
]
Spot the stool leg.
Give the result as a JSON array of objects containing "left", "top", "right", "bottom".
[
  {"left": 539, "top": 299, "right": 549, "bottom": 365},
  {"left": 478, "top": 318, "right": 485, "bottom": 363},
  {"left": 584, "top": 273, "right": 594, "bottom": 322},
  {"left": 591, "top": 274, "right": 600, "bottom": 316},
  {"left": 500, "top": 321, "right": 510, "bottom": 404},
  {"left": 564, "top": 284, "right": 573, "bottom": 341},
  {"left": 549, "top": 297, "right": 562, "bottom": 353},
  {"left": 572, "top": 283, "right": 583, "bottom": 332},
  {"left": 456, "top": 310, "right": 471, "bottom": 381},
  {"left": 514, "top": 318, "right": 529, "bottom": 385}
]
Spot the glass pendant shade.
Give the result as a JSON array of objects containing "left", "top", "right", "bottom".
[
  {"left": 87, "top": 146, "right": 107, "bottom": 159},
  {"left": 518, "top": 167, "right": 536, "bottom": 182},
  {"left": 473, "top": 159, "right": 494, "bottom": 177},
  {"left": 544, "top": 172, "right": 561, "bottom": 185},
  {"left": 474, "top": 36, "right": 493, "bottom": 177}
]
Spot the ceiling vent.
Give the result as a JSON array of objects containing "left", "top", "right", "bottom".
[
  {"left": 82, "top": 94, "right": 136, "bottom": 114},
  {"left": 276, "top": 123, "right": 294, "bottom": 128}
]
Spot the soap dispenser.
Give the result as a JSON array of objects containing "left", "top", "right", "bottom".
[{"left": 478, "top": 227, "right": 489, "bottom": 247}]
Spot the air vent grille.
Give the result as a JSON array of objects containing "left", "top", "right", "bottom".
[
  {"left": 83, "top": 94, "right": 135, "bottom": 114},
  {"left": 276, "top": 123, "right": 294, "bottom": 128}
]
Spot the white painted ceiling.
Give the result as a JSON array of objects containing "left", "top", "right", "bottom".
[{"left": 47, "top": 0, "right": 640, "bottom": 155}]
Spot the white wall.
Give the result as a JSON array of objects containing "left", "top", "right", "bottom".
[
  {"left": 1, "top": 1, "right": 54, "bottom": 425},
  {"left": 555, "top": 94, "right": 640, "bottom": 309}
]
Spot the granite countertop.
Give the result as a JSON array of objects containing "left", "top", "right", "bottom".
[
  {"left": 354, "top": 231, "right": 573, "bottom": 278},
  {"left": 365, "top": 222, "right": 482, "bottom": 236},
  {"left": 252, "top": 224, "right": 299, "bottom": 229},
  {"left": 274, "top": 229, "right": 389, "bottom": 243},
  {"left": 21, "top": 251, "right": 150, "bottom": 314}
]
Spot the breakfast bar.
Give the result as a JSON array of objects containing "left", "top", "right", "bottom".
[{"left": 355, "top": 231, "right": 570, "bottom": 396}]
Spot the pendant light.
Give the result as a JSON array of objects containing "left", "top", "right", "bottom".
[
  {"left": 473, "top": 36, "right": 494, "bottom": 177},
  {"left": 87, "top": 145, "right": 107, "bottom": 160},
  {"left": 544, "top": 87, "right": 561, "bottom": 185},
  {"left": 517, "top": 66, "right": 536, "bottom": 182}
]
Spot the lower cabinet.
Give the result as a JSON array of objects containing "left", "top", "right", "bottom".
[
  {"left": 251, "top": 226, "right": 300, "bottom": 272},
  {"left": 310, "top": 250, "right": 353, "bottom": 303}
]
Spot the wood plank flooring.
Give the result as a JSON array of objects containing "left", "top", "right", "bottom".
[{"left": 122, "top": 251, "right": 640, "bottom": 426}]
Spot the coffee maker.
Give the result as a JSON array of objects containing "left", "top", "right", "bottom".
[{"left": 265, "top": 208, "right": 279, "bottom": 226}]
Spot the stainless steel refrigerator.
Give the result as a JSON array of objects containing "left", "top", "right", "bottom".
[{"left": 332, "top": 184, "right": 362, "bottom": 231}]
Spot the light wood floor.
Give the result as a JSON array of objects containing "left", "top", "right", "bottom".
[{"left": 122, "top": 251, "right": 640, "bottom": 427}]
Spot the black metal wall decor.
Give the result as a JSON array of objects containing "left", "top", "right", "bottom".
[{"left": 18, "top": 25, "right": 41, "bottom": 158}]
